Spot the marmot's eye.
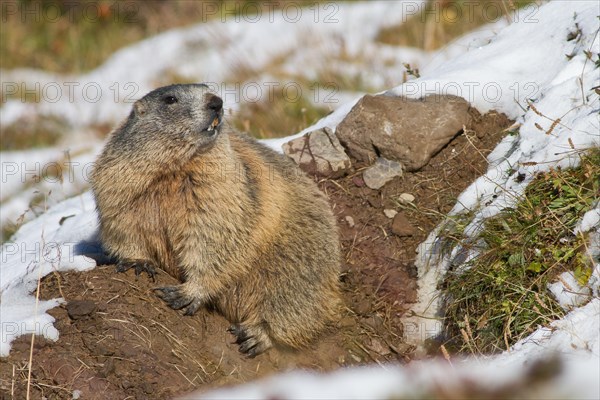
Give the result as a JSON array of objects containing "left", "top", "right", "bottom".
[{"left": 163, "top": 95, "right": 178, "bottom": 105}]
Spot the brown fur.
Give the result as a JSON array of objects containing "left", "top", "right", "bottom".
[{"left": 91, "top": 84, "right": 341, "bottom": 356}]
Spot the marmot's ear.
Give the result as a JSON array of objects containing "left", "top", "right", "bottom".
[{"left": 134, "top": 101, "right": 147, "bottom": 116}]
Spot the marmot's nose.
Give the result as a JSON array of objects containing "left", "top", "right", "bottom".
[{"left": 206, "top": 94, "right": 223, "bottom": 112}]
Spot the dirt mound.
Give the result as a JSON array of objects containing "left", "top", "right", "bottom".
[{"left": 1, "top": 109, "right": 512, "bottom": 399}]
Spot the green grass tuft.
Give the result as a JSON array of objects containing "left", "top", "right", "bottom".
[{"left": 441, "top": 148, "right": 600, "bottom": 354}]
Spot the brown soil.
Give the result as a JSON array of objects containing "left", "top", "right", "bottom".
[{"left": 1, "top": 109, "right": 512, "bottom": 400}]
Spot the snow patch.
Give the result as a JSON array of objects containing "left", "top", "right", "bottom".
[
  {"left": 1, "top": 192, "right": 99, "bottom": 355},
  {"left": 548, "top": 271, "right": 593, "bottom": 311}
]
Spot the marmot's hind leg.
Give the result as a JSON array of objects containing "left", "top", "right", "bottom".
[{"left": 227, "top": 323, "right": 273, "bottom": 357}]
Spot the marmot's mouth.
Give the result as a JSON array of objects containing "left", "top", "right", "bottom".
[{"left": 206, "top": 116, "right": 220, "bottom": 132}]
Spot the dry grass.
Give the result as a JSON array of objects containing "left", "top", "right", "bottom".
[
  {"left": 376, "top": 0, "right": 538, "bottom": 51},
  {"left": 230, "top": 86, "right": 331, "bottom": 139},
  {"left": 2, "top": 0, "right": 192, "bottom": 73},
  {"left": 1, "top": 0, "right": 328, "bottom": 73},
  {"left": 0, "top": 115, "right": 67, "bottom": 151}
]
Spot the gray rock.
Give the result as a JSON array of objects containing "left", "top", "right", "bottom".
[
  {"left": 362, "top": 157, "right": 403, "bottom": 189},
  {"left": 345, "top": 216, "right": 355, "bottom": 228},
  {"left": 336, "top": 94, "right": 470, "bottom": 171},
  {"left": 383, "top": 209, "right": 398, "bottom": 219},
  {"left": 398, "top": 193, "right": 415, "bottom": 204},
  {"left": 283, "top": 127, "right": 351, "bottom": 178}
]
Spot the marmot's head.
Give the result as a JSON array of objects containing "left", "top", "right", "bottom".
[{"left": 119, "top": 84, "right": 224, "bottom": 157}]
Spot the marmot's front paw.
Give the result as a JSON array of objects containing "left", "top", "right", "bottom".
[
  {"left": 154, "top": 285, "right": 203, "bottom": 316},
  {"left": 116, "top": 259, "right": 157, "bottom": 281},
  {"left": 227, "top": 324, "right": 273, "bottom": 358}
]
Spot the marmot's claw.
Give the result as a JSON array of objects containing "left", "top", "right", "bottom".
[
  {"left": 239, "top": 339, "right": 260, "bottom": 358},
  {"left": 116, "top": 259, "right": 157, "bottom": 281},
  {"left": 228, "top": 324, "right": 250, "bottom": 344},
  {"left": 154, "top": 286, "right": 192, "bottom": 309},
  {"left": 228, "top": 324, "right": 265, "bottom": 358},
  {"left": 154, "top": 286, "right": 202, "bottom": 316},
  {"left": 183, "top": 299, "right": 203, "bottom": 316}
]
